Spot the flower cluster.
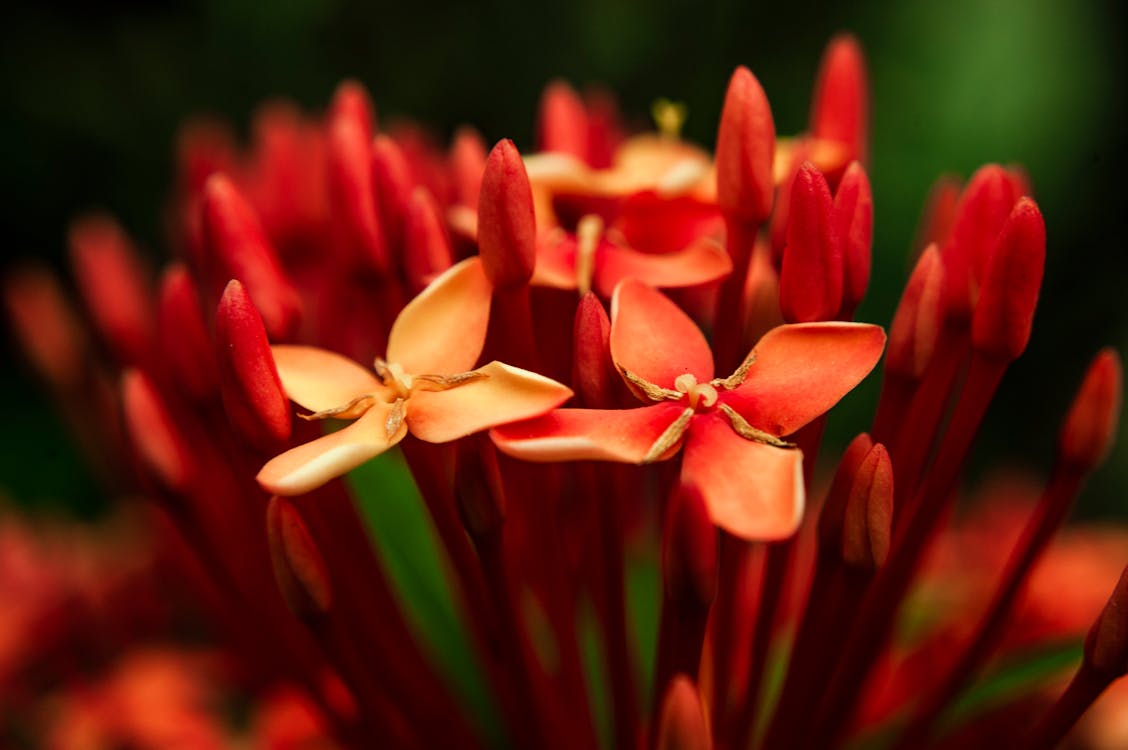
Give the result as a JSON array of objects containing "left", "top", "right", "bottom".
[{"left": 4, "top": 33, "right": 1126, "bottom": 750}]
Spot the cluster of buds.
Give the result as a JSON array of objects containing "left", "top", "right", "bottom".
[{"left": 4, "top": 33, "right": 1126, "bottom": 750}]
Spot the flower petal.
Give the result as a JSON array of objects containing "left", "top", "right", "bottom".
[
  {"left": 272, "top": 344, "right": 385, "bottom": 413},
  {"left": 594, "top": 237, "right": 731, "bottom": 297},
  {"left": 610, "top": 279, "right": 714, "bottom": 390},
  {"left": 681, "top": 413, "right": 804, "bottom": 540},
  {"left": 491, "top": 403, "right": 688, "bottom": 463},
  {"left": 387, "top": 256, "right": 492, "bottom": 375},
  {"left": 407, "top": 361, "right": 574, "bottom": 443},
  {"left": 531, "top": 230, "right": 579, "bottom": 290},
  {"left": 720, "top": 322, "right": 885, "bottom": 436},
  {"left": 257, "top": 404, "right": 407, "bottom": 496}
]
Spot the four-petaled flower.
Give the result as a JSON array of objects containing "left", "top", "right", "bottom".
[
  {"left": 257, "top": 258, "right": 573, "bottom": 496},
  {"left": 492, "top": 279, "right": 886, "bottom": 540}
]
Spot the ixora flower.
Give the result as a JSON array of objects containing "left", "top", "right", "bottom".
[
  {"left": 492, "top": 278, "right": 886, "bottom": 539},
  {"left": 256, "top": 257, "right": 572, "bottom": 495}
]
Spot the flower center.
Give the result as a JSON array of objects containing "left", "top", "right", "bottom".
[
  {"left": 674, "top": 373, "right": 718, "bottom": 411},
  {"left": 378, "top": 360, "right": 414, "bottom": 400}
]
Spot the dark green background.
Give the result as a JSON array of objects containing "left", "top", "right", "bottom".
[{"left": 3, "top": 0, "right": 1126, "bottom": 517}]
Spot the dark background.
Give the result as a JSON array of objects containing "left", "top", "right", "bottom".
[{"left": 3, "top": 0, "right": 1126, "bottom": 517}]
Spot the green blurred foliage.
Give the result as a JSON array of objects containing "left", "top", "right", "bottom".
[{"left": 1, "top": 0, "right": 1125, "bottom": 516}]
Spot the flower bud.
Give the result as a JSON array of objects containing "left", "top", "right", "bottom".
[
  {"left": 913, "top": 174, "right": 962, "bottom": 254},
  {"left": 69, "top": 214, "right": 155, "bottom": 367},
  {"left": 834, "top": 161, "right": 873, "bottom": 317},
  {"left": 779, "top": 162, "right": 842, "bottom": 323},
  {"left": 201, "top": 174, "right": 302, "bottom": 340},
  {"left": 477, "top": 139, "right": 537, "bottom": 288},
  {"left": 1084, "top": 565, "right": 1128, "bottom": 678},
  {"left": 817, "top": 432, "right": 874, "bottom": 550},
  {"left": 267, "top": 496, "right": 333, "bottom": 619},
  {"left": 656, "top": 675, "right": 711, "bottom": 750},
  {"left": 327, "top": 107, "right": 388, "bottom": 272},
  {"left": 157, "top": 264, "right": 218, "bottom": 401},
  {"left": 403, "top": 187, "right": 454, "bottom": 294},
  {"left": 121, "top": 368, "right": 193, "bottom": 491},
  {"left": 1058, "top": 348, "right": 1122, "bottom": 472},
  {"left": 372, "top": 134, "right": 415, "bottom": 257},
  {"left": 3, "top": 266, "right": 87, "bottom": 389},
  {"left": 449, "top": 126, "right": 488, "bottom": 210},
  {"left": 536, "top": 79, "right": 589, "bottom": 162},
  {"left": 840, "top": 443, "right": 893, "bottom": 570},
  {"left": 715, "top": 66, "right": 775, "bottom": 224},
  {"left": 886, "top": 244, "right": 944, "bottom": 378},
  {"left": 572, "top": 293, "right": 616, "bottom": 409},
  {"left": 215, "top": 280, "right": 292, "bottom": 452},
  {"left": 970, "top": 198, "right": 1045, "bottom": 362},
  {"left": 329, "top": 79, "right": 376, "bottom": 141},
  {"left": 810, "top": 34, "right": 870, "bottom": 167}
]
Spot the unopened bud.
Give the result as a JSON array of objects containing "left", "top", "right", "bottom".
[
  {"left": 327, "top": 109, "right": 388, "bottom": 272},
  {"left": 121, "top": 369, "right": 193, "bottom": 491},
  {"left": 834, "top": 161, "right": 873, "bottom": 316},
  {"left": 817, "top": 433, "right": 874, "bottom": 549},
  {"left": 810, "top": 34, "right": 870, "bottom": 167},
  {"left": 4, "top": 266, "right": 88, "bottom": 389},
  {"left": 215, "top": 280, "right": 292, "bottom": 451},
  {"left": 329, "top": 79, "right": 376, "bottom": 141},
  {"left": 267, "top": 496, "right": 333, "bottom": 619},
  {"left": 536, "top": 79, "right": 589, "bottom": 162},
  {"left": 403, "top": 187, "right": 454, "bottom": 294},
  {"left": 572, "top": 293, "right": 616, "bottom": 409},
  {"left": 970, "top": 198, "right": 1045, "bottom": 362},
  {"left": 1084, "top": 565, "right": 1128, "bottom": 677},
  {"left": 715, "top": 66, "right": 775, "bottom": 224},
  {"left": 157, "top": 264, "right": 218, "bottom": 401},
  {"left": 913, "top": 174, "right": 962, "bottom": 254},
  {"left": 840, "top": 443, "right": 893, "bottom": 570},
  {"left": 477, "top": 139, "right": 537, "bottom": 288},
  {"left": 449, "top": 126, "right": 488, "bottom": 210},
  {"left": 1059, "top": 348, "right": 1122, "bottom": 471},
  {"left": 656, "top": 675, "right": 712, "bottom": 750},
  {"left": 372, "top": 135, "right": 415, "bottom": 257},
  {"left": 779, "top": 162, "right": 842, "bottom": 322},
  {"left": 886, "top": 244, "right": 945, "bottom": 378}
]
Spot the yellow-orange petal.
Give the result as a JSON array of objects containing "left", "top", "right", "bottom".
[
  {"left": 257, "top": 404, "right": 407, "bottom": 496},
  {"left": 595, "top": 237, "right": 731, "bottom": 298},
  {"left": 531, "top": 230, "right": 579, "bottom": 290},
  {"left": 681, "top": 413, "right": 805, "bottom": 540},
  {"left": 407, "top": 361, "right": 573, "bottom": 443},
  {"left": 611, "top": 279, "right": 714, "bottom": 391},
  {"left": 386, "top": 256, "right": 492, "bottom": 375},
  {"left": 721, "top": 322, "right": 885, "bottom": 437},
  {"left": 491, "top": 403, "right": 688, "bottom": 463},
  {"left": 271, "top": 345, "right": 385, "bottom": 414}
]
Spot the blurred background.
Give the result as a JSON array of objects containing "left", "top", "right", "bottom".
[{"left": 2, "top": 0, "right": 1126, "bottom": 517}]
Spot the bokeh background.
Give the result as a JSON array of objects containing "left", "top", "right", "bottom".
[{"left": 3, "top": 0, "right": 1126, "bottom": 519}]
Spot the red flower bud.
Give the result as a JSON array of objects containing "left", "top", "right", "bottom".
[
  {"left": 267, "top": 496, "right": 333, "bottom": 619},
  {"left": 157, "top": 264, "right": 218, "bottom": 401},
  {"left": 536, "top": 79, "right": 589, "bottom": 162},
  {"left": 477, "top": 139, "right": 536, "bottom": 288},
  {"left": 121, "top": 368, "right": 193, "bottom": 491},
  {"left": 1059, "top": 348, "right": 1122, "bottom": 472},
  {"left": 215, "top": 280, "right": 291, "bottom": 452},
  {"left": 970, "top": 198, "right": 1045, "bottom": 362},
  {"left": 584, "top": 86, "right": 624, "bottom": 169},
  {"left": 810, "top": 34, "right": 870, "bottom": 166},
  {"left": 840, "top": 443, "right": 893, "bottom": 570},
  {"left": 69, "top": 214, "right": 155, "bottom": 367},
  {"left": 572, "top": 292, "right": 616, "bottom": 409},
  {"left": 175, "top": 117, "right": 237, "bottom": 196},
  {"left": 913, "top": 174, "right": 962, "bottom": 253},
  {"left": 327, "top": 107, "right": 388, "bottom": 272},
  {"left": 662, "top": 483, "right": 718, "bottom": 609},
  {"left": 817, "top": 432, "right": 874, "bottom": 550},
  {"left": 201, "top": 174, "right": 302, "bottom": 340},
  {"left": 886, "top": 244, "right": 945, "bottom": 378},
  {"left": 779, "top": 162, "right": 842, "bottom": 323},
  {"left": 4, "top": 266, "right": 88, "bottom": 389},
  {"left": 834, "top": 161, "right": 873, "bottom": 317},
  {"left": 329, "top": 79, "right": 376, "bottom": 142},
  {"left": 372, "top": 134, "right": 415, "bottom": 258},
  {"left": 403, "top": 187, "right": 454, "bottom": 294},
  {"left": 656, "top": 675, "right": 711, "bottom": 750},
  {"left": 449, "top": 126, "right": 488, "bottom": 210},
  {"left": 715, "top": 66, "right": 775, "bottom": 224},
  {"left": 1085, "top": 565, "right": 1128, "bottom": 677}
]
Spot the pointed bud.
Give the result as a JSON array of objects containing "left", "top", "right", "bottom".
[
  {"left": 449, "top": 126, "right": 488, "bottom": 210},
  {"left": 715, "top": 66, "right": 775, "bottom": 224},
  {"left": 1085, "top": 566, "right": 1128, "bottom": 677},
  {"left": 4, "top": 267, "right": 88, "bottom": 389},
  {"left": 201, "top": 174, "right": 302, "bottom": 340},
  {"left": 403, "top": 187, "right": 454, "bottom": 294},
  {"left": 175, "top": 117, "right": 237, "bottom": 196},
  {"left": 817, "top": 433, "right": 874, "bottom": 549},
  {"left": 536, "top": 79, "right": 590, "bottom": 162},
  {"left": 913, "top": 174, "right": 962, "bottom": 253},
  {"left": 840, "top": 443, "right": 893, "bottom": 570},
  {"left": 971, "top": 198, "right": 1045, "bottom": 361},
  {"left": 372, "top": 135, "right": 415, "bottom": 257},
  {"left": 249, "top": 101, "right": 324, "bottom": 247},
  {"left": 886, "top": 244, "right": 945, "bottom": 378},
  {"left": 215, "top": 280, "right": 291, "bottom": 451},
  {"left": 329, "top": 80, "right": 376, "bottom": 142},
  {"left": 662, "top": 483, "right": 718, "bottom": 609},
  {"left": 478, "top": 139, "right": 536, "bottom": 288},
  {"left": 455, "top": 438, "right": 506, "bottom": 537},
  {"left": 69, "top": 214, "right": 155, "bottom": 367},
  {"left": 584, "top": 87, "right": 624, "bottom": 169},
  {"left": 572, "top": 293, "right": 616, "bottom": 409},
  {"left": 267, "top": 496, "right": 333, "bottom": 619},
  {"left": 121, "top": 369, "right": 193, "bottom": 491},
  {"left": 1059, "top": 349, "right": 1122, "bottom": 472},
  {"left": 327, "top": 105, "right": 388, "bottom": 272},
  {"left": 834, "top": 161, "right": 873, "bottom": 316},
  {"left": 810, "top": 34, "right": 870, "bottom": 166},
  {"left": 157, "top": 264, "right": 218, "bottom": 401},
  {"left": 779, "top": 162, "right": 842, "bottom": 322},
  {"left": 656, "top": 675, "right": 712, "bottom": 750}
]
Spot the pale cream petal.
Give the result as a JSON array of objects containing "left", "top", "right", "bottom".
[{"left": 271, "top": 345, "right": 385, "bottom": 413}]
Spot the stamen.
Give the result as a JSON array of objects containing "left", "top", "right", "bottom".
[
  {"left": 719, "top": 403, "right": 795, "bottom": 448},
  {"left": 385, "top": 398, "right": 406, "bottom": 438},
  {"left": 621, "top": 367, "right": 682, "bottom": 402},
  {"left": 652, "top": 98, "right": 688, "bottom": 140},
  {"left": 712, "top": 353, "right": 757, "bottom": 391},
  {"left": 575, "top": 214, "right": 603, "bottom": 295},
  {"left": 413, "top": 370, "right": 489, "bottom": 391},
  {"left": 674, "top": 373, "right": 719, "bottom": 410},
  {"left": 374, "top": 358, "right": 413, "bottom": 398},
  {"left": 643, "top": 407, "right": 695, "bottom": 463},
  {"left": 299, "top": 394, "right": 378, "bottom": 421}
]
